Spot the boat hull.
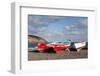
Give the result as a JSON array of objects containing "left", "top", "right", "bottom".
[{"left": 71, "top": 42, "right": 86, "bottom": 49}]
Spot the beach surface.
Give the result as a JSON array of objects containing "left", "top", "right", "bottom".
[{"left": 28, "top": 49, "right": 88, "bottom": 61}]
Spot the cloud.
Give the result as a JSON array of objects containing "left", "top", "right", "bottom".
[
  {"left": 28, "top": 15, "right": 67, "bottom": 36},
  {"left": 65, "top": 25, "right": 76, "bottom": 30},
  {"left": 28, "top": 26, "right": 49, "bottom": 35},
  {"left": 46, "top": 16, "right": 66, "bottom": 22},
  {"left": 28, "top": 15, "right": 88, "bottom": 42},
  {"left": 28, "top": 15, "right": 66, "bottom": 27},
  {"left": 80, "top": 19, "right": 88, "bottom": 26},
  {"left": 63, "top": 18, "right": 88, "bottom": 41},
  {"left": 28, "top": 16, "right": 48, "bottom": 28},
  {"left": 64, "top": 18, "right": 88, "bottom": 34}
]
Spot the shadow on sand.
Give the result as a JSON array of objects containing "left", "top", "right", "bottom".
[{"left": 30, "top": 47, "right": 56, "bottom": 53}]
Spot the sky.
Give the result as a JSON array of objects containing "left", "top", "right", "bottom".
[{"left": 28, "top": 15, "right": 88, "bottom": 42}]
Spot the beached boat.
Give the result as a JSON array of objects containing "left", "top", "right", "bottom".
[
  {"left": 36, "top": 42, "right": 70, "bottom": 54},
  {"left": 72, "top": 42, "right": 86, "bottom": 49},
  {"left": 70, "top": 42, "right": 86, "bottom": 53}
]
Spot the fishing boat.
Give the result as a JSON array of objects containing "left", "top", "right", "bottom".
[
  {"left": 70, "top": 42, "right": 86, "bottom": 53},
  {"left": 72, "top": 42, "right": 86, "bottom": 49}
]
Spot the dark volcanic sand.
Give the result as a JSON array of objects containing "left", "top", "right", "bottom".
[{"left": 28, "top": 49, "right": 88, "bottom": 61}]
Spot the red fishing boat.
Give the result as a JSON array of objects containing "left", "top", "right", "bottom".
[{"left": 35, "top": 42, "right": 70, "bottom": 54}]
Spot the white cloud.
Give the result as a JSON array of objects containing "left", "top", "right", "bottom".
[
  {"left": 65, "top": 25, "right": 77, "bottom": 30},
  {"left": 28, "top": 15, "right": 66, "bottom": 27},
  {"left": 81, "top": 19, "right": 88, "bottom": 26},
  {"left": 28, "top": 15, "right": 88, "bottom": 42},
  {"left": 70, "top": 31, "right": 80, "bottom": 35},
  {"left": 64, "top": 18, "right": 88, "bottom": 32}
]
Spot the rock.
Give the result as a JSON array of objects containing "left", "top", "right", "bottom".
[{"left": 28, "top": 35, "right": 47, "bottom": 44}]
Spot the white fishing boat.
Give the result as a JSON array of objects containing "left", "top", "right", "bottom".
[
  {"left": 71, "top": 42, "right": 86, "bottom": 53},
  {"left": 73, "top": 42, "right": 86, "bottom": 49}
]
